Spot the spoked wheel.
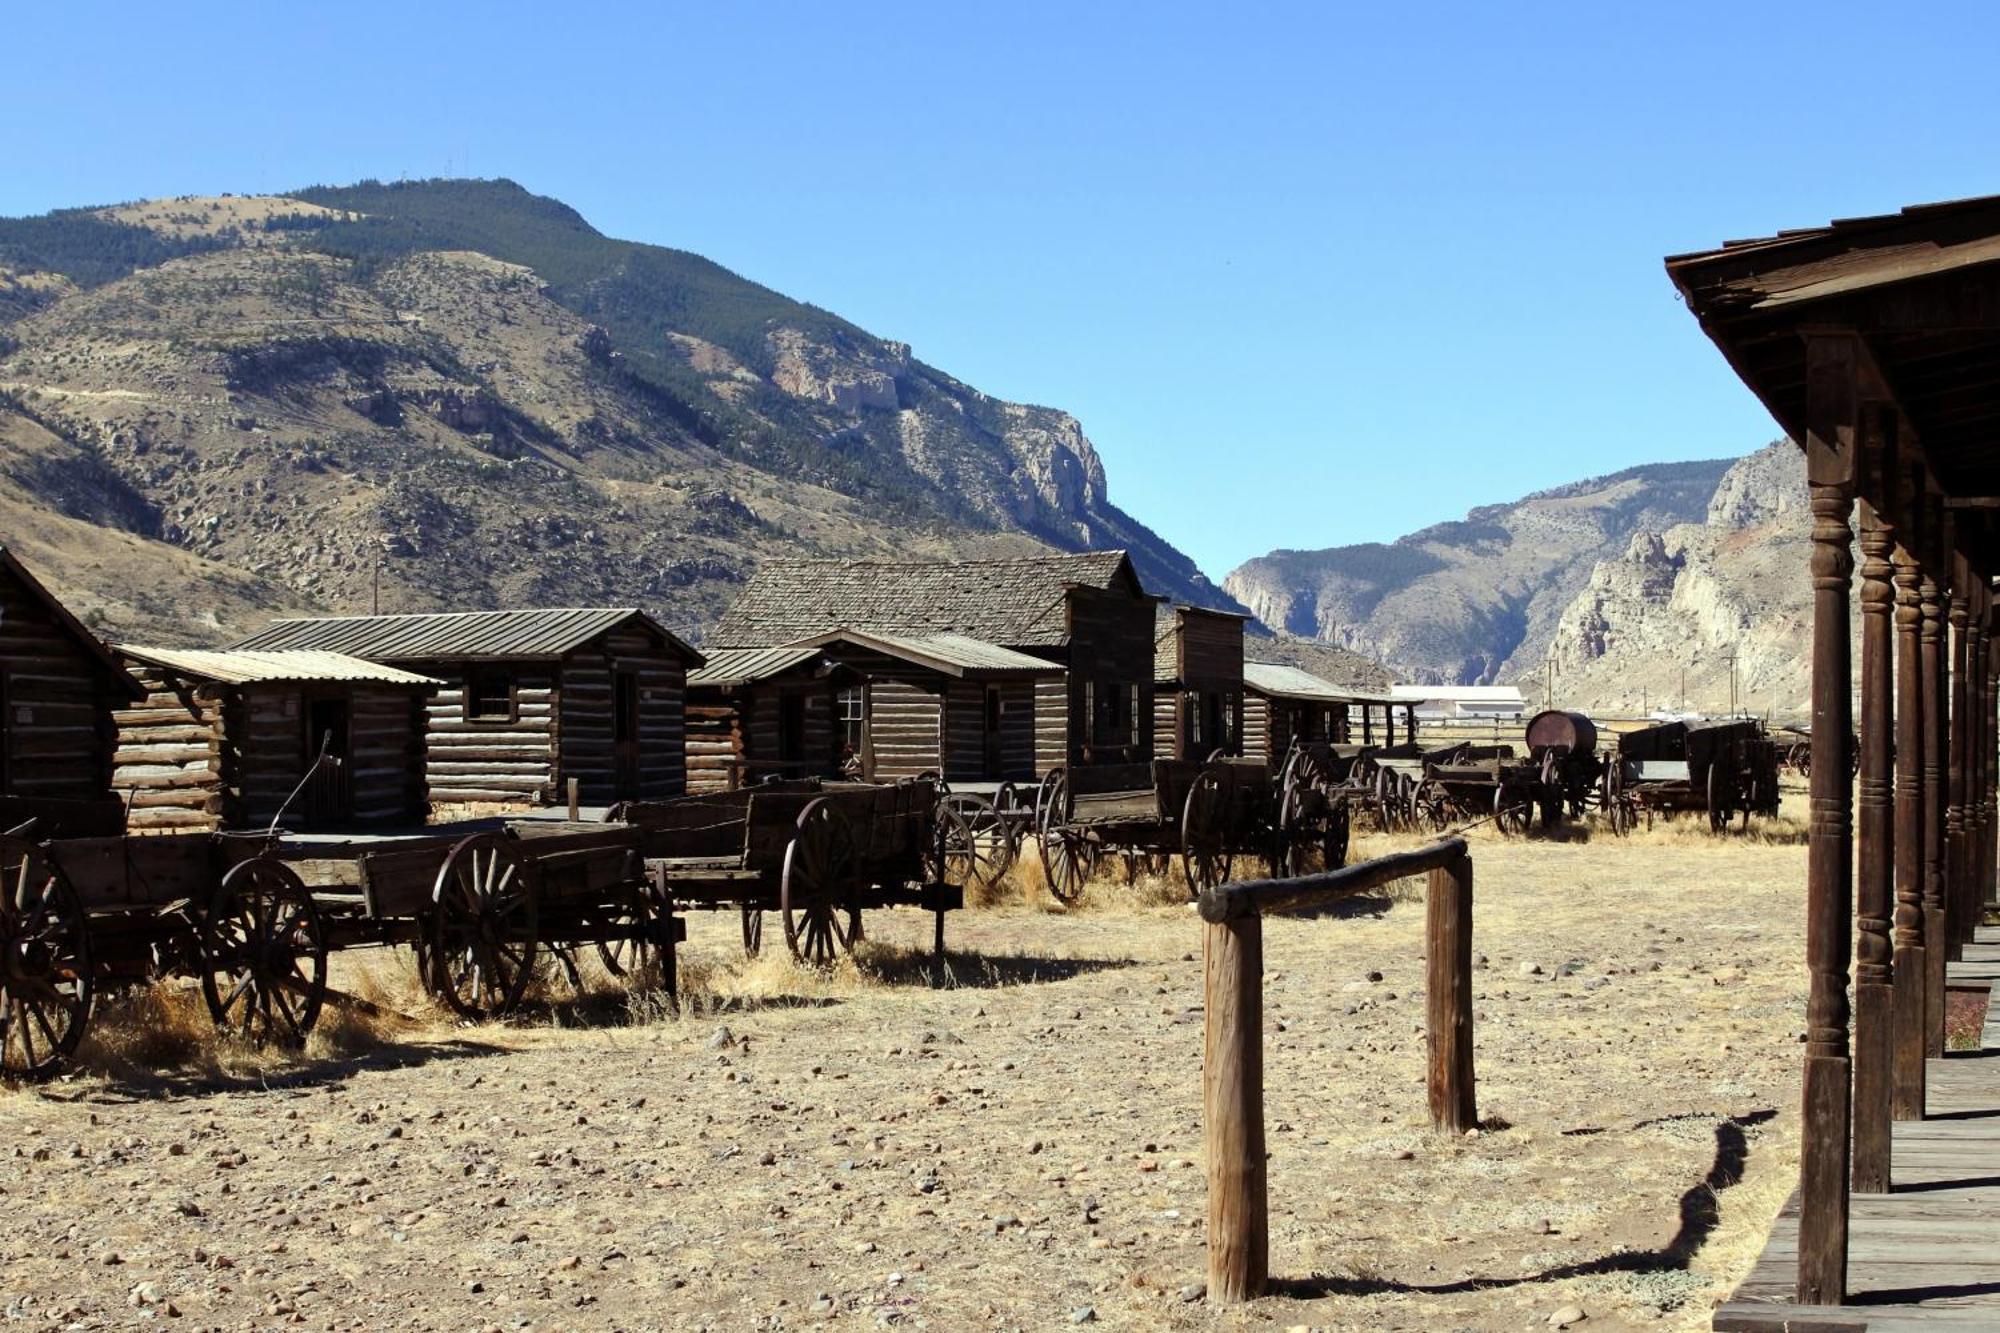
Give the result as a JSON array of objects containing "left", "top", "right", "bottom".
[
  {"left": 0, "top": 836, "right": 93, "bottom": 1082},
  {"left": 430, "top": 834, "right": 538, "bottom": 1020},
  {"left": 1324, "top": 800, "right": 1351, "bottom": 870},
  {"left": 1181, "top": 765, "right": 1234, "bottom": 895},
  {"left": 594, "top": 882, "right": 663, "bottom": 983},
  {"left": 1039, "top": 826, "right": 1092, "bottom": 906},
  {"left": 741, "top": 906, "right": 764, "bottom": 957},
  {"left": 1413, "top": 780, "right": 1452, "bottom": 832},
  {"left": 939, "top": 795, "right": 1011, "bottom": 891},
  {"left": 782, "top": 798, "right": 858, "bottom": 966},
  {"left": 200, "top": 856, "right": 326, "bottom": 1047},
  {"left": 1493, "top": 787, "right": 1533, "bottom": 837}
]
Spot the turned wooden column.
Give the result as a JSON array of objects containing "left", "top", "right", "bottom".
[
  {"left": 1798, "top": 335, "right": 1857, "bottom": 1306},
  {"left": 1948, "top": 544, "right": 1970, "bottom": 961},
  {"left": 1921, "top": 502, "right": 1948, "bottom": 1058},
  {"left": 1891, "top": 456, "right": 1929, "bottom": 1121},
  {"left": 1852, "top": 432, "right": 1896, "bottom": 1194}
]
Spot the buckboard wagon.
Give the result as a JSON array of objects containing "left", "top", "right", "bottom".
[
  {"left": 1604, "top": 718, "right": 1782, "bottom": 832},
  {"left": 609, "top": 777, "right": 964, "bottom": 969},
  {"left": 1034, "top": 757, "right": 1337, "bottom": 903},
  {"left": 0, "top": 813, "right": 656, "bottom": 1082}
]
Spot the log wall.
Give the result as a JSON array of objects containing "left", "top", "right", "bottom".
[
  {"left": 113, "top": 670, "right": 224, "bottom": 830},
  {"left": 1066, "top": 585, "right": 1158, "bottom": 765},
  {"left": 421, "top": 667, "right": 559, "bottom": 805},
  {"left": 686, "top": 680, "right": 838, "bottom": 794},
  {"left": 0, "top": 568, "right": 123, "bottom": 801},
  {"left": 942, "top": 679, "right": 1039, "bottom": 782},
  {"left": 559, "top": 628, "right": 689, "bottom": 804}
]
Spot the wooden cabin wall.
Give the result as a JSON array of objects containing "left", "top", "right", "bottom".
[
  {"left": 560, "top": 628, "right": 689, "bottom": 804},
  {"left": 746, "top": 683, "right": 836, "bottom": 781},
  {"left": 1065, "top": 585, "right": 1158, "bottom": 765},
  {"left": 114, "top": 669, "right": 224, "bottom": 831},
  {"left": 0, "top": 570, "right": 121, "bottom": 801},
  {"left": 1033, "top": 674, "right": 1067, "bottom": 775},
  {"left": 225, "top": 683, "right": 427, "bottom": 829},
  {"left": 422, "top": 666, "right": 558, "bottom": 806},
  {"left": 347, "top": 688, "right": 429, "bottom": 825},
  {"left": 1178, "top": 612, "right": 1244, "bottom": 691},
  {"left": 1153, "top": 687, "right": 1183, "bottom": 760},
  {"left": 867, "top": 674, "right": 941, "bottom": 779},
  {"left": 686, "top": 687, "right": 742, "bottom": 795},
  {"left": 941, "top": 679, "right": 1039, "bottom": 782}
]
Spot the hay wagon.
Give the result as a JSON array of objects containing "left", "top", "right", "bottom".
[
  {"left": 611, "top": 777, "right": 964, "bottom": 968},
  {"left": 1034, "top": 758, "right": 1304, "bottom": 903},
  {"left": 1603, "top": 718, "right": 1782, "bottom": 833},
  {"left": 0, "top": 808, "right": 656, "bottom": 1082}
]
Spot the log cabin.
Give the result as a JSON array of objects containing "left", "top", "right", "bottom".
[
  {"left": 113, "top": 646, "right": 437, "bottom": 831},
  {"left": 790, "top": 629, "right": 1062, "bottom": 783},
  {"left": 711, "top": 550, "right": 1162, "bottom": 771},
  {"left": 1153, "top": 605, "right": 1247, "bottom": 760},
  {"left": 685, "top": 644, "right": 846, "bottom": 794},
  {"left": 0, "top": 548, "right": 142, "bottom": 813},
  {"left": 1240, "top": 662, "right": 1396, "bottom": 766},
  {"left": 230, "top": 608, "right": 704, "bottom": 807}
]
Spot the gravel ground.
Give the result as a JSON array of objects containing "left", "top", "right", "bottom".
[{"left": 0, "top": 814, "right": 1814, "bottom": 1333}]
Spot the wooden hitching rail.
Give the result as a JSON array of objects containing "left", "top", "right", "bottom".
[{"left": 1195, "top": 836, "right": 1475, "bottom": 1304}]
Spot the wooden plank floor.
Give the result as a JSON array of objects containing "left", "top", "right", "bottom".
[{"left": 1712, "top": 929, "right": 2000, "bottom": 1332}]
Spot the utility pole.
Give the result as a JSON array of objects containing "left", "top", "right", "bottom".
[
  {"left": 1680, "top": 667, "right": 1686, "bottom": 717},
  {"left": 1721, "top": 651, "right": 1739, "bottom": 718},
  {"left": 373, "top": 558, "right": 381, "bottom": 616}
]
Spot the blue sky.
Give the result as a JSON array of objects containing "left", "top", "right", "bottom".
[{"left": 6, "top": 2, "right": 1999, "bottom": 580}]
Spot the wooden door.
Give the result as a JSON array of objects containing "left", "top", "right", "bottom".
[
  {"left": 613, "top": 670, "right": 641, "bottom": 798},
  {"left": 303, "top": 695, "right": 352, "bottom": 825}
]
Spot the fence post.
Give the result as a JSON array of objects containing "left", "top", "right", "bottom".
[
  {"left": 1204, "top": 911, "right": 1267, "bottom": 1302},
  {"left": 1427, "top": 854, "right": 1477, "bottom": 1134},
  {"left": 568, "top": 776, "right": 581, "bottom": 822}
]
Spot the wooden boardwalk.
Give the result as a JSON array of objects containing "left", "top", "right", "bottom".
[{"left": 1714, "top": 930, "right": 2000, "bottom": 1331}]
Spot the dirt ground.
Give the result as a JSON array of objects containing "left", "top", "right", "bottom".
[{"left": 0, "top": 802, "right": 1820, "bottom": 1333}]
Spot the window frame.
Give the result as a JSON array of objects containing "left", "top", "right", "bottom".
[{"left": 463, "top": 663, "right": 519, "bottom": 724}]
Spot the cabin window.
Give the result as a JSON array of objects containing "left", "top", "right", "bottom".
[
  {"left": 836, "top": 685, "right": 866, "bottom": 762},
  {"left": 465, "top": 666, "right": 515, "bottom": 722},
  {"left": 614, "top": 671, "right": 640, "bottom": 744},
  {"left": 1093, "top": 679, "right": 1135, "bottom": 749},
  {"left": 779, "top": 693, "right": 807, "bottom": 762}
]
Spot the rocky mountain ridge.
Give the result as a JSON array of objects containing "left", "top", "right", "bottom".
[
  {"left": 0, "top": 181, "right": 1230, "bottom": 644},
  {"left": 1225, "top": 458, "right": 1735, "bottom": 686}
]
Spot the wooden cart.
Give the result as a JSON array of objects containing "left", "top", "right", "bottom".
[
  {"left": 1604, "top": 718, "right": 1782, "bottom": 833},
  {"left": 1412, "top": 747, "right": 1542, "bottom": 834},
  {"left": 0, "top": 816, "right": 658, "bottom": 1082},
  {"left": 1033, "top": 759, "right": 1285, "bottom": 904},
  {"left": 611, "top": 777, "right": 964, "bottom": 969}
]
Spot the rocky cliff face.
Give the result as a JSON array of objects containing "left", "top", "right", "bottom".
[
  {"left": 1543, "top": 440, "right": 1811, "bottom": 715},
  {"left": 1224, "top": 459, "right": 1733, "bottom": 685},
  {"left": 0, "top": 183, "right": 1230, "bottom": 642}
]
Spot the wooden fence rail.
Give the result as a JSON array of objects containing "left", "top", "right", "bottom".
[{"left": 1196, "top": 836, "right": 1476, "bottom": 1303}]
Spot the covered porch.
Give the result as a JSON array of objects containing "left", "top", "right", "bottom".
[{"left": 1669, "top": 196, "right": 2000, "bottom": 1321}]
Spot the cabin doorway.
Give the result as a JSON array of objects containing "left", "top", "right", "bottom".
[
  {"left": 613, "top": 670, "right": 641, "bottom": 798},
  {"left": 302, "top": 695, "right": 352, "bottom": 826},
  {"left": 982, "top": 686, "right": 1004, "bottom": 778}
]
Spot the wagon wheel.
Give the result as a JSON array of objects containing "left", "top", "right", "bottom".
[
  {"left": 740, "top": 906, "right": 764, "bottom": 957},
  {"left": 200, "top": 856, "right": 326, "bottom": 1047},
  {"left": 1181, "top": 766, "right": 1233, "bottom": 895},
  {"left": 993, "top": 784, "right": 1027, "bottom": 858},
  {"left": 1493, "top": 786, "right": 1532, "bottom": 837},
  {"left": 782, "top": 798, "right": 858, "bottom": 966},
  {"left": 594, "top": 880, "right": 662, "bottom": 983},
  {"left": 0, "top": 836, "right": 93, "bottom": 1082},
  {"left": 1328, "top": 800, "right": 1360, "bottom": 872},
  {"left": 941, "top": 794, "right": 1012, "bottom": 890},
  {"left": 429, "top": 834, "right": 538, "bottom": 1020},
  {"left": 1036, "top": 767, "right": 1091, "bottom": 907},
  {"left": 1413, "top": 780, "right": 1452, "bottom": 832},
  {"left": 1707, "top": 765, "right": 1731, "bottom": 834}
]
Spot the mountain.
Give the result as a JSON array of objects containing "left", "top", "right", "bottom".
[
  {"left": 0, "top": 180, "right": 1232, "bottom": 644},
  {"left": 1224, "top": 459, "right": 1735, "bottom": 686},
  {"left": 1543, "top": 441, "right": 1811, "bottom": 716}
]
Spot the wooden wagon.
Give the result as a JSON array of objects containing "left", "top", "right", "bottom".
[
  {"left": 1604, "top": 718, "right": 1782, "bottom": 833},
  {"left": 1411, "top": 745, "right": 1541, "bottom": 834},
  {"left": 610, "top": 777, "right": 964, "bottom": 969},
  {"left": 0, "top": 812, "right": 657, "bottom": 1082},
  {"left": 1033, "top": 759, "right": 1288, "bottom": 903}
]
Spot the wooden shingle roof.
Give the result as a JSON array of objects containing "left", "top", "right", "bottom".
[
  {"left": 712, "top": 551, "right": 1147, "bottom": 649},
  {"left": 232, "top": 608, "right": 703, "bottom": 666}
]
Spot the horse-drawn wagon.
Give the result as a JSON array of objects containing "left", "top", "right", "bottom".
[{"left": 1603, "top": 718, "right": 1781, "bottom": 832}]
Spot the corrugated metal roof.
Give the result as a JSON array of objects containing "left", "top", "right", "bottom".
[
  {"left": 118, "top": 645, "right": 440, "bottom": 687},
  {"left": 712, "top": 551, "right": 1147, "bottom": 649},
  {"left": 230, "top": 608, "right": 703, "bottom": 665},
  {"left": 689, "top": 645, "right": 824, "bottom": 688},
  {"left": 793, "top": 628, "right": 1062, "bottom": 677},
  {"left": 1244, "top": 662, "right": 1394, "bottom": 704}
]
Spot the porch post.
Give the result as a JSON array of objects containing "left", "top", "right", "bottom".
[
  {"left": 1892, "top": 453, "right": 1929, "bottom": 1120},
  {"left": 1799, "top": 334, "right": 1857, "bottom": 1305},
  {"left": 1948, "top": 540, "right": 1969, "bottom": 962},
  {"left": 1921, "top": 500, "right": 1948, "bottom": 1058},
  {"left": 1851, "top": 412, "right": 1896, "bottom": 1194}
]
